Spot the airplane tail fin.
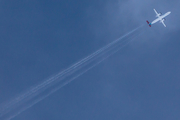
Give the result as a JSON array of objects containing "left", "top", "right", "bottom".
[{"left": 146, "top": 20, "right": 151, "bottom": 27}]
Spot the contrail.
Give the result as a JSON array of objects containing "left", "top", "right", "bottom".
[
  {"left": 1, "top": 25, "right": 142, "bottom": 110},
  {"left": 0, "top": 25, "right": 143, "bottom": 120},
  {"left": 0, "top": 25, "right": 142, "bottom": 113},
  {"left": 5, "top": 28, "right": 145, "bottom": 120}
]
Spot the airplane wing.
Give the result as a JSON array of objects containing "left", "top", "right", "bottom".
[
  {"left": 154, "top": 9, "right": 160, "bottom": 17},
  {"left": 161, "top": 21, "right": 166, "bottom": 27}
]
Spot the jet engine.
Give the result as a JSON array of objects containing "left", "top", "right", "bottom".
[
  {"left": 162, "top": 18, "right": 166, "bottom": 21},
  {"left": 158, "top": 12, "right": 162, "bottom": 16}
]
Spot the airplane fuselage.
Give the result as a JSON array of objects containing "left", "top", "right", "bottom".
[{"left": 151, "top": 11, "right": 171, "bottom": 24}]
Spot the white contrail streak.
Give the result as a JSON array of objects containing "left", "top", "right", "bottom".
[
  {"left": 0, "top": 25, "right": 143, "bottom": 120},
  {"left": 6, "top": 28, "right": 145, "bottom": 120},
  {"left": 0, "top": 25, "right": 142, "bottom": 114}
]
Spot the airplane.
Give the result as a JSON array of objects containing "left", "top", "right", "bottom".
[{"left": 146, "top": 9, "right": 171, "bottom": 27}]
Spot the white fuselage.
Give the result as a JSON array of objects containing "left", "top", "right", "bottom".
[{"left": 151, "top": 11, "right": 171, "bottom": 24}]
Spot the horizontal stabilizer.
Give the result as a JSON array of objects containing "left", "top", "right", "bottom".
[{"left": 146, "top": 20, "right": 151, "bottom": 27}]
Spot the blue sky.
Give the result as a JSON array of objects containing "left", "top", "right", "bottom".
[{"left": 0, "top": 0, "right": 180, "bottom": 120}]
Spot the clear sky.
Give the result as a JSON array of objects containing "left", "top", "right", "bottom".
[{"left": 0, "top": 0, "right": 180, "bottom": 120}]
